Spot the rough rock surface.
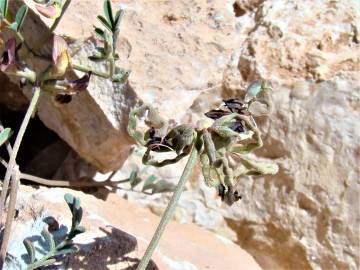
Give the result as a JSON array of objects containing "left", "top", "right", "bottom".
[
  {"left": 6, "top": 186, "right": 261, "bottom": 270},
  {"left": 3, "top": 0, "right": 242, "bottom": 171},
  {"left": 1, "top": 0, "right": 359, "bottom": 270},
  {"left": 86, "top": 1, "right": 359, "bottom": 269}
]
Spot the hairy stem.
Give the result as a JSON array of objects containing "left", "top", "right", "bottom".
[
  {"left": 136, "top": 145, "right": 198, "bottom": 270},
  {"left": 72, "top": 63, "right": 110, "bottom": 78},
  {"left": 0, "top": 166, "right": 20, "bottom": 268},
  {"left": 0, "top": 88, "right": 41, "bottom": 226}
]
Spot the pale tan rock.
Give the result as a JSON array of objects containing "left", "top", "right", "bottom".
[
  {"left": 100, "top": 1, "right": 360, "bottom": 270},
  {"left": 2, "top": 0, "right": 360, "bottom": 269},
  {"left": 7, "top": 186, "right": 262, "bottom": 270},
  {"left": 2, "top": 0, "right": 242, "bottom": 172}
]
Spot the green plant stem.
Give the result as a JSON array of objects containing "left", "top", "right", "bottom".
[
  {"left": 72, "top": 63, "right": 110, "bottom": 78},
  {"left": 32, "top": 0, "right": 72, "bottom": 52},
  {"left": 49, "top": 0, "right": 72, "bottom": 34},
  {"left": 0, "top": 88, "right": 41, "bottom": 230},
  {"left": 136, "top": 145, "right": 198, "bottom": 270},
  {"left": 0, "top": 166, "right": 20, "bottom": 269}
]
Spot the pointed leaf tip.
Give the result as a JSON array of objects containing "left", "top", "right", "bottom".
[
  {"left": 23, "top": 239, "right": 36, "bottom": 264},
  {"left": 0, "top": 128, "right": 12, "bottom": 147},
  {"left": 14, "top": 5, "right": 28, "bottom": 32}
]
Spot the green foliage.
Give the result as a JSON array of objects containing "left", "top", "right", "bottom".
[
  {"left": 9, "top": 5, "right": 28, "bottom": 32},
  {"left": 89, "top": 0, "right": 129, "bottom": 82},
  {"left": 128, "top": 81, "right": 279, "bottom": 205},
  {"left": 101, "top": 0, "right": 123, "bottom": 34},
  {"left": 0, "top": 0, "right": 8, "bottom": 18},
  {"left": 23, "top": 193, "right": 85, "bottom": 270},
  {"left": 0, "top": 128, "right": 12, "bottom": 147},
  {"left": 128, "top": 170, "right": 177, "bottom": 194}
]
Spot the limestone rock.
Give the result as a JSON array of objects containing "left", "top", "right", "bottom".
[
  {"left": 2, "top": 0, "right": 359, "bottom": 269},
  {"left": 2, "top": 0, "right": 242, "bottom": 171},
  {"left": 6, "top": 186, "right": 261, "bottom": 270},
  {"left": 94, "top": 1, "right": 360, "bottom": 269}
]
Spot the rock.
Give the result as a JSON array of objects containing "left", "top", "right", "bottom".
[
  {"left": 0, "top": 72, "right": 28, "bottom": 111},
  {"left": 6, "top": 186, "right": 261, "bottom": 270},
  {"left": 2, "top": 0, "right": 359, "bottom": 269},
  {"left": 192, "top": 1, "right": 359, "bottom": 269},
  {"left": 88, "top": 1, "right": 359, "bottom": 270},
  {"left": 2, "top": 0, "right": 242, "bottom": 171}
]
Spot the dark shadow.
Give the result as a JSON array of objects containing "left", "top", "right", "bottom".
[
  {"left": 20, "top": 224, "right": 158, "bottom": 270},
  {"left": 64, "top": 226, "right": 159, "bottom": 270}
]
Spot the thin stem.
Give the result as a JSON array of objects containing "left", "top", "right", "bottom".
[
  {"left": 49, "top": 0, "right": 72, "bottom": 34},
  {"left": 0, "top": 166, "right": 20, "bottom": 268},
  {"left": 72, "top": 63, "right": 110, "bottom": 78},
  {"left": 109, "top": 57, "right": 115, "bottom": 79},
  {"left": 0, "top": 88, "right": 41, "bottom": 227},
  {"left": 136, "top": 145, "right": 198, "bottom": 270},
  {"left": 109, "top": 33, "right": 117, "bottom": 79},
  {"left": 19, "top": 173, "right": 130, "bottom": 188},
  {"left": 31, "top": 0, "right": 72, "bottom": 52},
  {"left": 0, "top": 158, "right": 152, "bottom": 193}
]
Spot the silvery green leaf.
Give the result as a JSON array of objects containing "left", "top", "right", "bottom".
[
  {"left": 0, "top": 0, "right": 8, "bottom": 17},
  {"left": 114, "top": 9, "right": 124, "bottom": 30},
  {"left": 151, "top": 180, "right": 176, "bottom": 194},
  {"left": 41, "top": 226, "right": 56, "bottom": 251},
  {"left": 23, "top": 239, "right": 36, "bottom": 264},
  {"left": 94, "top": 27, "right": 105, "bottom": 40},
  {"left": 0, "top": 128, "right": 12, "bottom": 147},
  {"left": 142, "top": 175, "right": 156, "bottom": 191},
  {"left": 129, "top": 171, "right": 142, "bottom": 189},
  {"left": 103, "top": 0, "right": 114, "bottom": 29},
  {"left": 14, "top": 5, "right": 28, "bottom": 32},
  {"left": 74, "top": 207, "right": 83, "bottom": 228},
  {"left": 74, "top": 197, "right": 81, "bottom": 210},
  {"left": 244, "top": 81, "right": 263, "bottom": 103},
  {"left": 64, "top": 193, "right": 74, "bottom": 206},
  {"left": 97, "top": 15, "right": 112, "bottom": 32}
]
